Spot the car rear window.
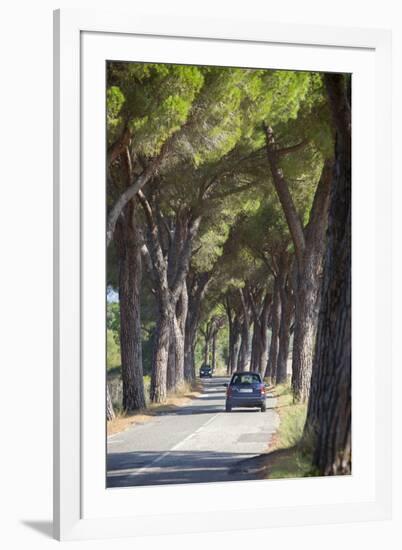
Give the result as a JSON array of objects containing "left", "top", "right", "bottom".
[{"left": 231, "top": 373, "right": 261, "bottom": 385}]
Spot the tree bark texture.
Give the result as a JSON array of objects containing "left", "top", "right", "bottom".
[
  {"left": 237, "top": 288, "right": 252, "bottom": 371},
  {"left": 212, "top": 332, "right": 217, "bottom": 371},
  {"left": 263, "top": 124, "right": 306, "bottom": 265},
  {"left": 250, "top": 326, "right": 259, "bottom": 373},
  {"left": 266, "top": 276, "right": 281, "bottom": 382},
  {"left": 116, "top": 202, "right": 146, "bottom": 411},
  {"left": 231, "top": 326, "right": 241, "bottom": 374},
  {"left": 264, "top": 126, "right": 332, "bottom": 401},
  {"left": 184, "top": 317, "right": 198, "bottom": 381},
  {"left": 225, "top": 295, "right": 241, "bottom": 374},
  {"left": 275, "top": 253, "right": 293, "bottom": 384},
  {"left": 138, "top": 191, "right": 201, "bottom": 402},
  {"left": 201, "top": 316, "right": 225, "bottom": 370},
  {"left": 227, "top": 314, "right": 241, "bottom": 374},
  {"left": 290, "top": 163, "right": 332, "bottom": 401},
  {"left": 203, "top": 338, "right": 210, "bottom": 365},
  {"left": 238, "top": 322, "right": 251, "bottom": 371},
  {"left": 106, "top": 385, "right": 115, "bottom": 420},
  {"left": 167, "top": 319, "right": 176, "bottom": 392},
  {"left": 175, "top": 283, "right": 188, "bottom": 387},
  {"left": 250, "top": 292, "right": 271, "bottom": 376},
  {"left": 167, "top": 284, "right": 188, "bottom": 390},
  {"left": 305, "top": 74, "right": 351, "bottom": 475},
  {"left": 150, "top": 309, "right": 171, "bottom": 403},
  {"left": 276, "top": 282, "right": 293, "bottom": 384}
]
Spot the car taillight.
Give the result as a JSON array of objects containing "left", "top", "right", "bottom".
[
  {"left": 260, "top": 383, "right": 266, "bottom": 395},
  {"left": 227, "top": 386, "right": 232, "bottom": 397}
]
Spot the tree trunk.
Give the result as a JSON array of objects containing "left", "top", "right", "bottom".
[
  {"left": 226, "top": 303, "right": 233, "bottom": 375},
  {"left": 175, "top": 283, "right": 188, "bottom": 388},
  {"left": 116, "top": 203, "right": 146, "bottom": 411},
  {"left": 264, "top": 126, "right": 332, "bottom": 401},
  {"left": 184, "top": 272, "right": 211, "bottom": 381},
  {"left": 167, "top": 310, "right": 186, "bottom": 391},
  {"left": 167, "top": 317, "right": 176, "bottom": 392},
  {"left": 275, "top": 254, "right": 293, "bottom": 384},
  {"left": 212, "top": 332, "right": 217, "bottom": 371},
  {"left": 138, "top": 192, "right": 201, "bottom": 402},
  {"left": 231, "top": 324, "right": 241, "bottom": 373},
  {"left": 291, "top": 286, "right": 316, "bottom": 399},
  {"left": 238, "top": 288, "right": 251, "bottom": 371},
  {"left": 238, "top": 319, "right": 251, "bottom": 371},
  {"left": 257, "top": 294, "right": 271, "bottom": 376},
  {"left": 266, "top": 276, "right": 281, "bottom": 382},
  {"left": 203, "top": 338, "right": 210, "bottom": 365},
  {"left": 258, "top": 333, "right": 269, "bottom": 377},
  {"left": 167, "top": 283, "right": 188, "bottom": 390},
  {"left": 150, "top": 307, "right": 171, "bottom": 403},
  {"left": 276, "top": 283, "right": 293, "bottom": 384},
  {"left": 304, "top": 73, "right": 351, "bottom": 475},
  {"left": 184, "top": 317, "right": 197, "bottom": 381},
  {"left": 225, "top": 295, "right": 241, "bottom": 375},
  {"left": 106, "top": 384, "right": 115, "bottom": 420},
  {"left": 250, "top": 325, "right": 261, "bottom": 373},
  {"left": 250, "top": 292, "right": 271, "bottom": 376},
  {"left": 290, "top": 165, "right": 332, "bottom": 401},
  {"left": 227, "top": 314, "right": 241, "bottom": 374}
]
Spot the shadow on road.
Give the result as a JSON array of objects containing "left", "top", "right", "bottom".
[
  {"left": 162, "top": 405, "right": 269, "bottom": 416},
  {"left": 107, "top": 449, "right": 260, "bottom": 487},
  {"left": 194, "top": 394, "right": 226, "bottom": 401}
]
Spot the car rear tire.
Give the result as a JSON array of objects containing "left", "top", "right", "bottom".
[
  {"left": 261, "top": 403, "right": 266, "bottom": 412},
  {"left": 225, "top": 403, "right": 232, "bottom": 412}
]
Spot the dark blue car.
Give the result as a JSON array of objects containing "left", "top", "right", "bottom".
[
  {"left": 199, "top": 364, "right": 213, "bottom": 378},
  {"left": 224, "top": 371, "right": 267, "bottom": 412}
]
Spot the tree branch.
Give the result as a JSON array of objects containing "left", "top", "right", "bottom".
[
  {"left": 263, "top": 124, "right": 306, "bottom": 266},
  {"left": 239, "top": 286, "right": 250, "bottom": 325},
  {"left": 304, "top": 159, "right": 333, "bottom": 250},
  {"left": 277, "top": 139, "right": 308, "bottom": 157},
  {"left": 140, "top": 243, "right": 156, "bottom": 284},
  {"left": 106, "top": 125, "right": 185, "bottom": 248},
  {"left": 208, "top": 179, "right": 257, "bottom": 201},
  {"left": 107, "top": 123, "right": 131, "bottom": 165},
  {"left": 248, "top": 290, "right": 260, "bottom": 321},
  {"left": 137, "top": 190, "right": 168, "bottom": 297},
  {"left": 171, "top": 215, "right": 202, "bottom": 301}
]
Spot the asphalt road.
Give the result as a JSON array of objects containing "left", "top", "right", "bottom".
[{"left": 107, "top": 376, "right": 279, "bottom": 488}]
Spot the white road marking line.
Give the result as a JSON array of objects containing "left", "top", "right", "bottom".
[{"left": 124, "top": 412, "right": 221, "bottom": 478}]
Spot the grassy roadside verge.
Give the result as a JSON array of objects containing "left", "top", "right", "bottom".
[
  {"left": 264, "top": 383, "right": 313, "bottom": 479},
  {"left": 107, "top": 379, "right": 203, "bottom": 436}
]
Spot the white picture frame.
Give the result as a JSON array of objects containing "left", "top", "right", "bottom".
[{"left": 53, "top": 8, "right": 392, "bottom": 541}]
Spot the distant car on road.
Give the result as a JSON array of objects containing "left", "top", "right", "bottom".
[
  {"left": 224, "top": 371, "right": 267, "bottom": 412},
  {"left": 199, "top": 364, "right": 213, "bottom": 378}
]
